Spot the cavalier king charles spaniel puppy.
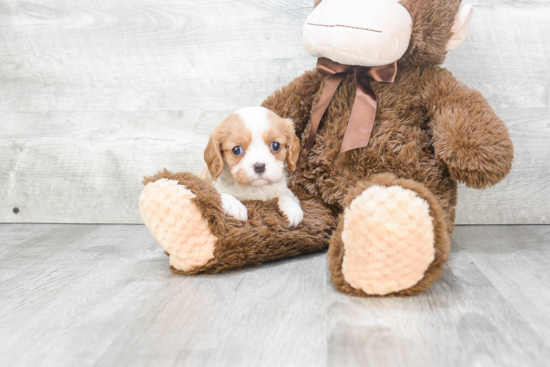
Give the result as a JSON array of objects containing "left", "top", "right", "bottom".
[{"left": 197, "top": 106, "right": 303, "bottom": 227}]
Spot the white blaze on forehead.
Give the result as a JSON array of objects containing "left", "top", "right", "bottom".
[
  {"left": 235, "top": 106, "right": 272, "bottom": 159},
  {"left": 235, "top": 106, "right": 272, "bottom": 138}
]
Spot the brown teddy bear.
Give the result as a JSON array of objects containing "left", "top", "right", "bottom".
[{"left": 139, "top": 0, "right": 513, "bottom": 297}]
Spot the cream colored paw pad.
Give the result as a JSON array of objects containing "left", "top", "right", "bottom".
[
  {"left": 341, "top": 185, "right": 435, "bottom": 295},
  {"left": 139, "top": 179, "right": 217, "bottom": 272}
]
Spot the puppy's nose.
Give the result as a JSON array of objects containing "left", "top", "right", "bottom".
[{"left": 253, "top": 162, "right": 266, "bottom": 175}]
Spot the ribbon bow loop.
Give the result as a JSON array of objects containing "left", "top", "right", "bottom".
[{"left": 303, "top": 57, "right": 397, "bottom": 159}]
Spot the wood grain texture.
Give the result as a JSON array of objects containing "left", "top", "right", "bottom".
[
  {"left": 0, "top": 224, "right": 549, "bottom": 367},
  {"left": 0, "top": 0, "right": 548, "bottom": 224}
]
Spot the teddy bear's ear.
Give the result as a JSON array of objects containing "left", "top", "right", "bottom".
[{"left": 446, "top": 4, "right": 474, "bottom": 52}]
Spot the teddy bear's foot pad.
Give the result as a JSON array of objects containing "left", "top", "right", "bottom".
[
  {"left": 341, "top": 185, "right": 436, "bottom": 296},
  {"left": 139, "top": 179, "right": 217, "bottom": 272}
]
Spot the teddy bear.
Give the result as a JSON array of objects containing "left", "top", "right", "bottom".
[{"left": 138, "top": 0, "right": 514, "bottom": 297}]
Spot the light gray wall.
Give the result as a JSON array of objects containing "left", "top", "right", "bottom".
[{"left": 1, "top": 0, "right": 548, "bottom": 224}]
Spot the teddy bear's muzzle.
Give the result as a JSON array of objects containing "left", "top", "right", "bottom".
[{"left": 303, "top": 0, "right": 413, "bottom": 67}]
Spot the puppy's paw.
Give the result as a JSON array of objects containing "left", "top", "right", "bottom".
[
  {"left": 278, "top": 196, "right": 304, "bottom": 228},
  {"left": 221, "top": 193, "right": 248, "bottom": 222}
]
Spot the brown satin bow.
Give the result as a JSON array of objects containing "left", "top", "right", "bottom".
[{"left": 303, "top": 57, "right": 398, "bottom": 159}]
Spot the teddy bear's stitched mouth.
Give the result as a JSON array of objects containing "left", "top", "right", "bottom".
[{"left": 307, "top": 22, "right": 383, "bottom": 34}]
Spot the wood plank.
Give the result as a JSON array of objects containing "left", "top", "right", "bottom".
[
  {"left": 451, "top": 226, "right": 550, "bottom": 345},
  {"left": 1, "top": 224, "right": 550, "bottom": 366},
  {"left": 447, "top": 3, "right": 550, "bottom": 224},
  {"left": 0, "top": 1, "right": 548, "bottom": 224},
  {"left": 328, "top": 225, "right": 550, "bottom": 367},
  {"left": 0, "top": 224, "right": 327, "bottom": 367}
]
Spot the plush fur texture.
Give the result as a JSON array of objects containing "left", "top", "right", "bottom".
[
  {"left": 140, "top": 0, "right": 513, "bottom": 297},
  {"left": 139, "top": 179, "right": 217, "bottom": 271},
  {"left": 314, "top": 0, "right": 463, "bottom": 67},
  {"left": 340, "top": 184, "right": 436, "bottom": 296},
  {"left": 142, "top": 170, "right": 335, "bottom": 274},
  {"left": 328, "top": 174, "right": 450, "bottom": 297}
]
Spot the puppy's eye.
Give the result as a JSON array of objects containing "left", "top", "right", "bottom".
[
  {"left": 232, "top": 146, "right": 244, "bottom": 156},
  {"left": 271, "top": 142, "right": 281, "bottom": 152}
]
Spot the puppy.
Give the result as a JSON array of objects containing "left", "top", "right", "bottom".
[{"left": 197, "top": 106, "right": 304, "bottom": 227}]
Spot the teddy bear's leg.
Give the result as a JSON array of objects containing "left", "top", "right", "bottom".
[
  {"left": 139, "top": 174, "right": 218, "bottom": 272},
  {"left": 139, "top": 169, "right": 336, "bottom": 274},
  {"left": 328, "top": 174, "right": 451, "bottom": 297}
]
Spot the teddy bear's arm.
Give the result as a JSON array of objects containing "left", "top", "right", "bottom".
[
  {"left": 424, "top": 67, "right": 514, "bottom": 189},
  {"left": 262, "top": 69, "right": 324, "bottom": 137}
]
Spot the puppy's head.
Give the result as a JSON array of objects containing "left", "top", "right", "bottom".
[{"left": 204, "top": 107, "right": 300, "bottom": 186}]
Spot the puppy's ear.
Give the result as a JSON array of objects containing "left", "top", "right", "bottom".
[
  {"left": 284, "top": 119, "right": 301, "bottom": 172},
  {"left": 204, "top": 127, "right": 224, "bottom": 181}
]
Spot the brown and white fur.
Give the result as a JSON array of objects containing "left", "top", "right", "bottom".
[{"left": 197, "top": 107, "right": 303, "bottom": 227}]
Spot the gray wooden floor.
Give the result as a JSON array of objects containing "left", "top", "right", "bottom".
[{"left": 0, "top": 225, "right": 549, "bottom": 367}]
